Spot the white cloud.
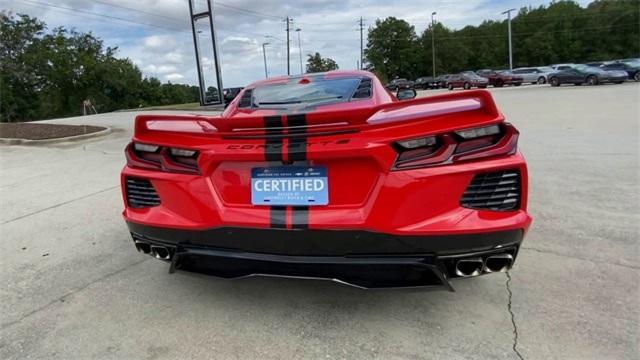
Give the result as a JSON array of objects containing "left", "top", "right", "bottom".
[{"left": 165, "top": 73, "right": 184, "bottom": 81}]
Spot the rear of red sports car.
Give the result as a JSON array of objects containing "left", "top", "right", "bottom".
[{"left": 121, "top": 70, "right": 531, "bottom": 290}]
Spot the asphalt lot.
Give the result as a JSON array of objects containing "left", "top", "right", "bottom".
[{"left": 1, "top": 82, "right": 638, "bottom": 359}]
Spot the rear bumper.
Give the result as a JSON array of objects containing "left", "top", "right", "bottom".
[{"left": 127, "top": 221, "right": 524, "bottom": 290}]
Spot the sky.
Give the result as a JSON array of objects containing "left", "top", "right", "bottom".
[{"left": 2, "top": 0, "right": 592, "bottom": 87}]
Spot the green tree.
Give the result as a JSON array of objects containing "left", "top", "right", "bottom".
[
  {"left": 364, "top": 17, "right": 420, "bottom": 81},
  {"left": 305, "top": 52, "right": 339, "bottom": 73}
]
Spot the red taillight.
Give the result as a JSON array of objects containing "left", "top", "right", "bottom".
[
  {"left": 125, "top": 142, "right": 200, "bottom": 174},
  {"left": 392, "top": 123, "right": 519, "bottom": 170}
]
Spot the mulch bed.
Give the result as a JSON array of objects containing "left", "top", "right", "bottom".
[{"left": 0, "top": 123, "right": 107, "bottom": 140}]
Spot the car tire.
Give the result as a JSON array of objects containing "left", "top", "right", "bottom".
[
  {"left": 494, "top": 79, "right": 503, "bottom": 87},
  {"left": 513, "top": 82, "right": 521, "bottom": 86},
  {"left": 463, "top": 82, "right": 471, "bottom": 90},
  {"left": 447, "top": 83, "right": 454, "bottom": 90},
  {"left": 587, "top": 75, "right": 598, "bottom": 86},
  {"left": 634, "top": 72, "right": 640, "bottom": 81},
  {"left": 537, "top": 76, "right": 546, "bottom": 84},
  {"left": 550, "top": 77, "right": 560, "bottom": 86}
]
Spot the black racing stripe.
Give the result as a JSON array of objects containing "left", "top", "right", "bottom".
[
  {"left": 263, "top": 115, "right": 285, "bottom": 228},
  {"left": 270, "top": 206, "right": 287, "bottom": 229},
  {"left": 264, "top": 115, "right": 283, "bottom": 162},
  {"left": 291, "top": 206, "right": 309, "bottom": 229},
  {"left": 287, "top": 114, "right": 309, "bottom": 229},
  {"left": 287, "top": 114, "right": 307, "bottom": 162}
]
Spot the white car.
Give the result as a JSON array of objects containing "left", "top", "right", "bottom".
[{"left": 512, "top": 67, "right": 557, "bottom": 84}]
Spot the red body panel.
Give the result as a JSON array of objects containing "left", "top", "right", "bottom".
[{"left": 122, "top": 70, "right": 531, "bottom": 248}]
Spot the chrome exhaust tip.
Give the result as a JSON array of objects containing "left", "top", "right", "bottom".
[
  {"left": 455, "top": 257, "right": 484, "bottom": 277},
  {"left": 484, "top": 254, "right": 514, "bottom": 273},
  {"left": 134, "top": 241, "right": 151, "bottom": 254},
  {"left": 151, "top": 245, "right": 171, "bottom": 260}
]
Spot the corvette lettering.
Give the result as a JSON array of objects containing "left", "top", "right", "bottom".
[{"left": 226, "top": 139, "right": 349, "bottom": 150}]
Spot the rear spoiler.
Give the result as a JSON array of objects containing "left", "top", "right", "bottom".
[{"left": 133, "top": 90, "right": 500, "bottom": 138}]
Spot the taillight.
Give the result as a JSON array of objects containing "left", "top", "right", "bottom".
[
  {"left": 392, "top": 123, "right": 519, "bottom": 170},
  {"left": 125, "top": 142, "right": 200, "bottom": 174}
]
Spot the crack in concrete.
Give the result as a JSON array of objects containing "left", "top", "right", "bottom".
[
  {"left": 506, "top": 271, "right": 525, "bottom": 360},
  {"left": 521, "top": 246, "right": 639, "bottom": 270},
  {"left": 0, "top": 258, "right": 150, "bottom": 330},
  {"left": 1, "top": 185, "right": 119, "bottom": 225}
]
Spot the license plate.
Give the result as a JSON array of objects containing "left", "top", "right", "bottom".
[{"left": 251, "top": 166, "right": 328, "bottom": 206}]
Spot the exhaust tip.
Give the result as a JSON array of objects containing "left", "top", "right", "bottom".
[
  {"left": 134, "top": 241, "right": 151, "bottom": 254},
  {"left": 151, "top": 245, "right": 171, "bottom": 260},
  {"left": 455, "top": 257, "right": 484, "bottom": 277},
  {"left": 484, "top": 253, "right": 514, "bottom": 273}
]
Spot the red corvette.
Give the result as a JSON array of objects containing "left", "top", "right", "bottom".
[{"left": 121, "top": 70, "right": 531, "bottom": 290}]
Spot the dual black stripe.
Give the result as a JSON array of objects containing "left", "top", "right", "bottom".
[{"left": 263, "top": 114, "right": 309, "bottom": 230}]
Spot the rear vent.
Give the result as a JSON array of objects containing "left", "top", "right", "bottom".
[
  {"left": 125, "top": 178, "right": 160, "bottom": 208},
  {"left": 238, "top": 89, "right": 252, "bottom": 108},
  {"left": 352, "top": 78, "right": 372, "bottom": 99},
  {"left": 460, "top": 170, "right": 520, "bottom": 211}
]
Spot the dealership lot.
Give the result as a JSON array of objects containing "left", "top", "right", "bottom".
[{"left": 1, "top": 83, "right": 638, "bottom": 359}]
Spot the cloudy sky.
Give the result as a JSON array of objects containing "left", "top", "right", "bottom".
[{"left": 3, "top": 0, "right": 591, "bottom": 87}]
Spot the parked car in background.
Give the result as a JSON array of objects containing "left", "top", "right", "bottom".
[
  {"left": 435, "top": 74, "right": 452, "bottom": 88},
  {"left": 476, "top": 70, "right": 523, "bottom": 87},
  {"left": 414, "top": 76, "right": 438, "bottom": 89},
  {"left": 512, "top": 67, "right": 556, "bottom": 84},
  {"left": 446, "top": 72, "right": 489, "bottom": 90},
  {"left": 386, "top": 78, "right": 414, "bottom": 90},
  {"left": 600, "top": 61, "right": 640, "bottom": 81},
  {"left": 548, "top": 64, "right": 627, "bottom": 86}
]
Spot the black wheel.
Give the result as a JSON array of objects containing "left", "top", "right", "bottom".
[
  {"left": 513, "top": 82, "right": 521, "bottom": 86},
  {"left": 494, "top": 79, "right": 503, "bottom": 87},
  {"left": 550, "top": 77, "right": 560, "bottom": 86},
  {"left": 447, "top": 83, "right": 454, "bottom": 90},
  {"left": 587, "top": 75, "right": 598, "bottom": 86},
  {"left": 422, "top": 84, "right": 429, "bottom": 90},
  {"left": 463, "top": 82, "right": 471, "bottom": 90},
  {"left": 634, "top": 72, "right": 640, "bottom": 81},
  {"left": 537, "top": 76, "right": 546, "bottom": 84}
]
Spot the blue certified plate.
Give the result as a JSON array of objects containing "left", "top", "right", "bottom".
[{"left": 251, "top": 166, "right": 328, "bottom": 206}]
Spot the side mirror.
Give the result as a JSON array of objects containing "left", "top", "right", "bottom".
[{"left": 396, "top": 88, "right": 417, "bottom": 101}]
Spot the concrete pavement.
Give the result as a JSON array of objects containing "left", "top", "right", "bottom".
[{"left": 1, "top": 83, "right": 638, "bottom": 359}]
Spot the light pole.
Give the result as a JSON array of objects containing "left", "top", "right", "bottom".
[
  {"left": 431, "top": 12, "right": 436, "bottom": 79},
  {"left": 502, "top": 8, "right": 516, "bottom": 70},
  {"left": 262, "top": 42, "right": 269, "bottom": 78},
  {"left": 295, "top": 28, "right": 303, "bottom": 74}
]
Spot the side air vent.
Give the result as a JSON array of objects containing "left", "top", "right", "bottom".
[
  {"left": 352, "top": 78, "right": 372, "bottom": 99},
  {"left": 125, "top": 178, "right": 160, "bottom": 208},
  {"left": 460, "top": 170, "right": 520, "bottom": 211},
  {"left": 238, "top": 89, "right": 252, "bottom": 108}
]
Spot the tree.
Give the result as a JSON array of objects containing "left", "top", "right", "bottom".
[
  {"left": 306, "top": 52, "right": 339, "bottom": 73},
  {"left": 364, "top": 17, "right": 420, "bottom": 81},
  {"left": 0, "top": 12, "right": 200, "bottom": 122}
]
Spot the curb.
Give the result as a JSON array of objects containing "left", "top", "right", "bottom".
[{"left": 0, "top": 127, "right": 112, "bottom": 146}]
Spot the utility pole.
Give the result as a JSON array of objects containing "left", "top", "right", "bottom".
[
  {"left": 359, "top": 17, "right": 364, "bottom": 70},
  {"left": 295, "top": 28, "right": 303, "bottom": 74},
  {"left": 431, "top": 12, "right": 436, "bottom": 79},
  {"left": 285, "top": 16, "right": 293, "bottom": 75},
  {"left": 262, "top": 42, "right": 269, "bottom": 78},
  {"left": 502, "top": 8, "right": 516, "bottom": 70}
]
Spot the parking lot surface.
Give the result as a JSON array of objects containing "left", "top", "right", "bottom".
[{"left": 1, "top": 83, "right": 638, "bottom": 359}]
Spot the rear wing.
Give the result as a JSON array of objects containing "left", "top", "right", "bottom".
[{"left": 133, "top": 90, "right": 501, "bottom": 142}]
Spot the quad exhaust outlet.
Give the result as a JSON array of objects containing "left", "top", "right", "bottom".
[
  {"left": 483, "top": 253, "right": 514, "bottom": 273},
  {"left": 455, "top": 257, "right": 484, "bottom": 277},
  {"left": 151, "top": 245, "right": 171, "bottom": 260}
]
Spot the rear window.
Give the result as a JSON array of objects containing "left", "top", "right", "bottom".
[{"left": 252, "top": 77, "right": 362, "bottom": 107}]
